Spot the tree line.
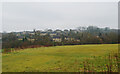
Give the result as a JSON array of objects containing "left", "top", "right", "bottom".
[{"left": 2, "top": 26, "right": 120, "bottom": 52}]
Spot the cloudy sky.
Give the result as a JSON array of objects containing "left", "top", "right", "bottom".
[
  {"left": 2, "top": 2, "right": 118, "bottom": 32},
  {"left": 0, "top": 2, "right": 2, "bottom": 32}
]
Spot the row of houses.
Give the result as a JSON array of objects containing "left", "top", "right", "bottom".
[
  {"left": 17, "top": 35, "right": 79, "bottom": 42},
  {"left": 14, "top": 29, "right": 81, "bottom": 42},
  {"left": 53, "top": 36, "right": 81, "bottom": 42}
]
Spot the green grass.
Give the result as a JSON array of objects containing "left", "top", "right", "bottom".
[{"left": 2, "top": 44, "right": 119, "bottom": 72}]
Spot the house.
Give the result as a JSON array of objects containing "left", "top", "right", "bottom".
[
  {"left": 40, "top": 32, "right": 47, "bottom": 36},
  {"left": 27, "top": 38, "right": 35, "bottom": 42},
  {"left": 52, "top": 36, "right": 62, "bottom": 42},
  {"left": 16, "top": 33, "right": 21, "bottom": 36},
  {"left": 49, "top": 32, "right": 57, "bottom": 37},
  {"left": 70, "top": 29, "right": 78, "bottom": 33},
  {"left": 96, "top": 36, "right": 99, "bottom": 38},
  {"left": 35, "top": 30, "right": 41, "bottom": 34},
  {"left": 64, "top": 37, "right": 75, "bottom": 41},
  {"left": 17, "top": 32, "right": 23, "bottom": 35},
  {"left": 22, "top": 31, "right": 26, "bottom": 35},
  {"left": 75, "top": 39, "right": 80, "bottom": 42},
  {"left": 29, "top": 32, "right": 35, "bottom": 35},
  {"left": 18, "top": 36, "right": 24, "bottom": 40}
]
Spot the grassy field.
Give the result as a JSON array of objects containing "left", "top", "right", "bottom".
[{"left": 2, "top": 44, "right": 119, "bottom": 72}]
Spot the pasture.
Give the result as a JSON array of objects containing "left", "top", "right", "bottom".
[{"left": 2, "top": 44, "right": 119, "bottom": 72}]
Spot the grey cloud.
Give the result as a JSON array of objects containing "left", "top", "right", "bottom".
[{"left": 2, "top": 2, "right": 118, "bottom": 32}]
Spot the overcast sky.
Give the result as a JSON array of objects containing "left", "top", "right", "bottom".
[
  {"left": 2, "top": 0, "right": 119, "bottom": 2},
  {"left": 2, "top": 2, "right": 118, "bottom": 32},
  {"left": 0, "top": 2, "right": 2, "bottom": 32}
]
